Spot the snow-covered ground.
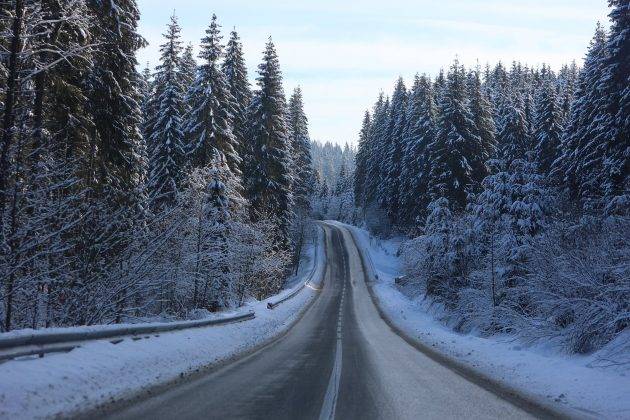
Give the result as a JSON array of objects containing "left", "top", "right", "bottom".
[
  {"left": 0, "top": 230, "right": 326, "bottom": 419},
  {"left": 342, "top": 222, "right": 630, "bottom": 419}
]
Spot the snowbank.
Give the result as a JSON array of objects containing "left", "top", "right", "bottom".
[
  {"left": 340, "top": 222, "right": 630, "bottom": 419},
  {"left": 0, "top": 229, "right": 326, "bottom": 419}
]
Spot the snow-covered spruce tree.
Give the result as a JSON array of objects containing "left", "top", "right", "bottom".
[
  {"left": 140, "top": 64, "right": 153, "bottom": 111},
  {"left": 496, "top": 157, "right": 550, "bottom": 286},
  {"left": 533, "top": 79, "right": 563, "bottom": 176},
  {"left": 147, "top": 14, "right": 187, "bottom": 208},
  {"left": 311, "top": 176, "right": 330, "bottom": 219},
  {"left": 470, "top": 159, "right": 513, "bottom": 310},
  {"left": 445, "top": 156, "right": 552, "bottom": 332},
  {"left": 30, "top": 0, "right": 98, "bottom": 327},
  {"left": 421, "top": 197, "right": 456, "bottom": 299},
  {"left": 557, "top": 61, "right": 579, "bottom": 124},
  {"left": 1, "top": 0, "right": 92, "bottom": 232},
  {"left": 204, "top": 152, "right": 233, "bottom": 310},
  {"left": 399, "top": 74, "right": 437, "bottom": 228},
  {"left": 83, "top": 0, "right": 149, "bottom": 324},
  {"left": 584, "top": 0, "right": 629, "bottom": 214},
  {"left": 551, "top": 24, "right": 608, "bottom": 201},
  {"left": 178, "top": 43, "right": 197, "bottom": 115},
  {"left": 363, "top": 95, "right": 388, "bottom": 217},
  {"left": 354, "top": 110, "right": 371, "bottom": 210},
  {"left": 141, "top": 64, "right": 158, "bottom": 152},
  {"left": 427, "top": 60, "right": 485, "bottom": 210},
  {"left": 287, "top": 87, "right": 315, "bottom": 215},
  {"left": 497, "top": 157, "right": 552, "bottom": 319},
  {"left": 181, "top": 150, "right": 243, "bottom": 310},
  {"left": 139, "top": 62, "right": 156, "bottom": 144},
  {"left": 245, "top": 38, "right": 294, "bottom": 247},
  {"left": 222, "top": 29, "right": 251, "bottom": 175},
  {"left": 506, "top": 157, "right": 550, "bottom": 238},
  {"left": 179, "top": 43, "right": 197, "bottom": 89},
  {"left": 523, "top": 89, "right": 536, "bottom": 144},
  {"left": 468, "top": 68, "right": 497, "bottom": 165},
  {"left": 1, "top": 0, "right": 95, "bottom": 330},
  {"left": 86, "top": 0, "right": 147, "bottom": 197},
  {"left": 326, "top": 163, "right": 355, "bottom": 223},
  {"left": 496, "top": 90, "right": 529, "bottom": 165},
  {"left": 287, "top": 87, "right": 315, "bottom": 268},
  {"left": 184, "top": 15, "right": 241, "bottom": 175},
  {"left": 342, "top": 142, "right": 355, "bottom": 172},
  {"left": 433, "top": 68, "right": 447, "bottom": 105},
  {"left": 310, "top": 140, "right": 354, "bottom": 193},
  {"left": 485, "top": 62, "right": 509, "bottom": 121},
  {"left": 383, "top": 77, "right": 407, "bottom": 224}
]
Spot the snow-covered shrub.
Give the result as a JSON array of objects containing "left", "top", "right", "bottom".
[
  {"left": 363, "top": 203, "right": 390, "bottom": 236},
  {"left": 401, "top": 205, "right": 629, "bottom": 354},
  {"left": 400, "top": 198, "right": 480, "bottom": 309},
  {"left": 514, "top": 216, "right": 630, "bottom": 353}
]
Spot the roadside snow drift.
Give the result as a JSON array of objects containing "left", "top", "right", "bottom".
[
  {"left": 0, "top": 230, "right": 326, "bottom": 419},
  {"left": 339, "top": 222, "right": 630, "bottom": 420}
]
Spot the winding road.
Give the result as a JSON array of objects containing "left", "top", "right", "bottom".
[{"left": 106, "top": 223, "right": 534, "bottom": 420}]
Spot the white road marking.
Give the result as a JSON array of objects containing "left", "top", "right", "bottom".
[
  {"left": 319, "top": 330, "right": 343, "bottom": 420},
  {"left": 319, "top": 284, "right": 345, "bottom": 420},
  {"left": 306, "top": 282, "right": 322, "bottom": 291}
]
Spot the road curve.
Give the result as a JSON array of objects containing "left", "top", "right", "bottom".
[{"left": 104, "top": 223, "right": 532, "bottom": 420}]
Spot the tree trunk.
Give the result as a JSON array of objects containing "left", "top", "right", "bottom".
[
  {"left": 490, "top": 228, "right": 497, "bottom": 307},
  {"left": 3, "top": 129, "right": 26, "bottom": 331},
  {"left": 0, "top": 0, "right": 25, "bottom": 236}
]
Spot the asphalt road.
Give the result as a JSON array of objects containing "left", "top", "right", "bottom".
[{"left": 106, "top": 223, "right": 533, "bottom": 420}]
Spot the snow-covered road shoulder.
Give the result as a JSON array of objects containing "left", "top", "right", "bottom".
[
  {"left": 334, "top": 221, "right": 630, "bottom": 420},
  {"left": 0, "top": 229, "right": 327, "bottom": 419}
]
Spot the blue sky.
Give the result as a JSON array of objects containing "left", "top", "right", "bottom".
[{"left": 136, "top": 0, "right": 610, "bottom": 145}]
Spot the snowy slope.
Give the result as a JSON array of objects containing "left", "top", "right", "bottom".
[
  {"left": 340, "top": 222, "right": 630, "bottom": 419},
  {"left": 0, "top": 230, "right": 326, "bottom": 419}
]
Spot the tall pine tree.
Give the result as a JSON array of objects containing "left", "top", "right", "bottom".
[
  {"left": 427, "top": 60, "right": 485, "bottom": 210},
  {"left": 222, "top": 29, "right": 251, "bottom": 175},
  {"left": 354, "top": 111, "right": 371, "bottom": 210},
  {"left": 552, "top": 24, "right": 608, "bottom": 200},
  {"left": 534, "top": 79, "right": 563, "bottom": 176},
  {"left": 184, "top": 15, "right": 241, "bottom": 175},
  {"left": 364, "top": 94, "right": 388, "bottom": 211},
  {"left": 147, "top": 14, "right": 187, "bottom": 207},
  {"left": 179, "top": 43, "right": 197, "bottom": 112},
  {"left": 383, "top": 77, "right": 407, "bottom": 224},
  {"left": 468, "top": 68, "right": 497, "bottom": 166},
  {"left": 246, "top": 39, "right": 294, "bottom": 246},
  {"left": 287, "top": 87, "right": 315, "bottom": 215},
  {"left": 399, "top": 74, "right": 437, "bottom": 227},
  {"left": 589, "top": 0, "right": 629, "bottom": 213}
]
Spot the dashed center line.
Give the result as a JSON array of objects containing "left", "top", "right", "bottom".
[{"left": 319, "top": 282, "right": 347, "bottom": 420}]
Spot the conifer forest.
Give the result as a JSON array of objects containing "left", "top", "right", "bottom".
[
  {"left": 0, "top": 5, "right": 315, "bottom": 331},
  {"left": 0, "top": 1, "right": 628, "bottom": 418}
]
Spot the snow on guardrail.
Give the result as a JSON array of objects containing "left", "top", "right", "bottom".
[
  {"left": 0, "top": 226, "right": 326, "bottom": 360},
  {"left": 267, "top": 227, "right": 324, "bottom": 310},
  {"left": 0, "top": 226, "right": 326, "bottom": 361},
  {"left": 0, "top": 310, "right": 255, "bottom": 362}
]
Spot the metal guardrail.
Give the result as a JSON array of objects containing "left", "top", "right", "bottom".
[
  {"left": 0, "top": 310, "right": 255, "bottom": 362},
  {"left": 267, "top": 226, "right": 323, "bottom": 310},
  {"left": 266, "top": 283, "right": 308, "bottom": 310},
  {"left": 0, "top": 227, "right": 325, "bottom": 361}
]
